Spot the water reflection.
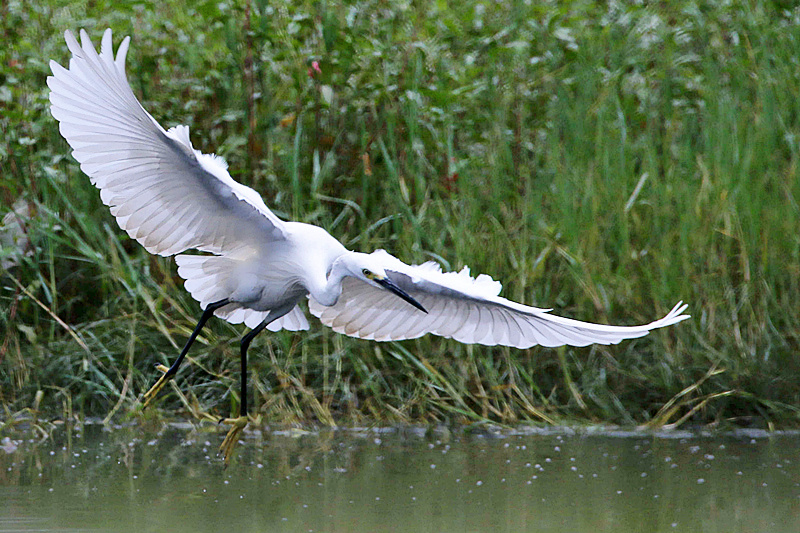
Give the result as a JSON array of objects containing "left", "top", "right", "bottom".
[{"left": 1, "top": 423, "right": 799, "bottom": 532}]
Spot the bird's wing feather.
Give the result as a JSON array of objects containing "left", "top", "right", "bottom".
[
  {"left": 48, "top": 29, "right": 287, "bottom": 257},
  {"left": 309, "top": 250, "right": 689, "bottom": 348}
]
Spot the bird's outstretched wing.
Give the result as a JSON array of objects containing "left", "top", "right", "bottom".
[
  {"left": 309, "top": 250, "right": 689, "bottom": 348},
  {"left": 48, "top": 29, "right": 287, "bottom": 257}
]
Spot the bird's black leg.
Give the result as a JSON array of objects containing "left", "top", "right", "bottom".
[
  {"left": 236, "top": 319, "right": 271, "bottom": 418},
  {"left": 219, "top": 307, "right": 291, "bottom": 465},
  {"left": 142, "top": 298, "right": 230, "bottom": 408}
]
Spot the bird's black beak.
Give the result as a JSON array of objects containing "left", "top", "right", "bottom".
[{"left": 376, "top": 277, "right": 427, "bottom": 313}]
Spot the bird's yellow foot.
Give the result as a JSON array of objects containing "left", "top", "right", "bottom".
[
  {"left": 218, "top": 415, "right": 249, "bottom": 466},
  {"left": 141, "top": 364, "right": 174, "bottom": 409}
]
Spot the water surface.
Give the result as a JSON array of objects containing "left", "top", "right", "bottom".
[{"left": 2, "top": 423, "right": 798, "bottom": 532}]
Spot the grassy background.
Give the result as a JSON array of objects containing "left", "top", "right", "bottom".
[{"left": 2, "top": 0, "right": 799, "bottom": 429}]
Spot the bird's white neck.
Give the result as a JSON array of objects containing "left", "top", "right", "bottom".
[{"left": 310, "top": 255, "right": 350, "bottom": 307}]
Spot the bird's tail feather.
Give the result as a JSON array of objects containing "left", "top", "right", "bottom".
[{"left": 175, "top": 254, "right": 308, "bottom": 331}]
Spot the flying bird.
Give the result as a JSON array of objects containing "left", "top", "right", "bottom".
[{"left": 48, "top": 29, "right": 689, "bottom": 463}]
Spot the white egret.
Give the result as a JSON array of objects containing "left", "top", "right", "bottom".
[{"left": 48, "top": 29, "right": 689, "bottom": 463}]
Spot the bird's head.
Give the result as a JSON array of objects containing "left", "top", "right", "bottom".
[{"left": 342, "top": 252, "right": 427, "bottom": 313}]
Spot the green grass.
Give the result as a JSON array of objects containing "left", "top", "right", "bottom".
[{"left": 2, "top": 0, "right": 799, "bottom": 431}]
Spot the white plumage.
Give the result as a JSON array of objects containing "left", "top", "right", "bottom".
[{"left": 48, "top": 29, "right": 689, "bottom": 460}]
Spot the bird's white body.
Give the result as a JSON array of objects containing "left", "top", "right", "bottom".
[
  {"left": 177, "top": 222, "right": 347, "bottom": 331},
  {"left": 48, "top": 29, "right": 690, "bottom": 351}
]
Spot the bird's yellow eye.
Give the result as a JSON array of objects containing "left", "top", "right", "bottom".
[{"left": 362, "top": 268, "right": 375, "bottom": 279}]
